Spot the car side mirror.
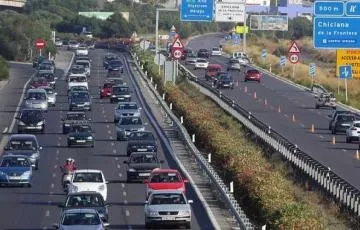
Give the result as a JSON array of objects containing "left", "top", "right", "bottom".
[
  {"left": 188, "top": 200, "right": 193, "bottom": 204},
  {"left": 105, "top": 181, "right": 109, "bottom": 184},
  {"left": 88, "top": 118, "right": 92, "bottom": 121},
  {"left": 39, "top": 147, "right": 43, "bottom": 150},
  {"left": 143, "top": 179, "right": 149, "bottom": 184},
  {"left": 52, "top": 224, "right": 59, "bottom": 229},
  {"left": 184, "top": 179, "right": 189, "bottom": 183},
  {"left": 159, "top": 160, "right": 165, "bottom": 164},
  {"left": 139, "top": 108, "right": 142, "bottom": 110},
  {"left": 4, "top": 146, "right": 9, "bottom": 151},
  {"left": 328, "top": 115, "right": 332, "bottom": 118},
  {"left": 123, "top": 160, "right": 128, "bottom": 164}
]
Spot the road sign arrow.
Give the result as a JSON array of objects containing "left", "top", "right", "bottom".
[{"left": 344, "top": 67, "right": 349, "bottom": 77}]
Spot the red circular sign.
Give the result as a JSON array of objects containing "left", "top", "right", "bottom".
[
  {"left": 35, "top": 38, "right": 46, "bottom": 49},
  {"left": 172, "top": 48, "right": 183, "bottom": 60},
  {"left": 288, "top": 53, "right": 299, "bottom": 64}
]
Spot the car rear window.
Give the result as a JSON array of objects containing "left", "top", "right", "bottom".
[
  {"left": 150, "top": 193, "right": 186, "bottom": 205},
  {"left": 150, "top": 172, "right": 181, "bottom": 183},
  {"left": 247, "top": 70, "right": 259, "bottom": 74},
  {"left": 118, "top": 104, "right": 138, "bottom": 110},
  {"left": 338, "top": 115, "right": 355, "bottom": 122},
  {"left": 66, "top": 194, "right": 104, "bottom": 207},
  {"left": 119, "top": 117, "right": 142, "bottom": 125},
  {"left": 73, "top": 172, "right": 103, "bottom": 183}
]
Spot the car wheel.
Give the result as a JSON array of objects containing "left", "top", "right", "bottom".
[
  {"left": 27, "top": 183, "right": 32, "bottom": 188},
  {"left": 333, "top": 106, "right": 336, "bottom": 109},
  {"left": 69, "top": 107, "right": 73, "bottom": 111},
  {"left": 346, "top": 137, "right": 351, "bottom": 143},
  {"left": 67, "top": 141, "right": 71, "bottom": 148},
  {"left": 35, "top": 161, "right": 39, "bottom": 170},
  {"left": 91, "top": 143, "right": 95, "bottom": 148},
  {"left": 258, "top": 80, "right": 261, "bottom": 83},
  {"left": 145, "top": 223, "right": 152, "bottom": 229},
  {"left": 110, "top": 99, "right": 114, "bottom": 104},
  {"left": 315, "top": 104, "right": 319, "bottom": 109},
  {"left": 185, "top": 223, "right": 191, "bottom": 229},
  {"left": 100, "top": 95, "right": 103, "bottom": 99},
  {"left": 244, "top": 79, "right": 247, "bottom": 82},
  {"left": 332, "top": 129, "right": 336, "bottom": 134}
]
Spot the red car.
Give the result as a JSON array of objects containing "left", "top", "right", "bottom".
[
  {"left": 244, "top": 69, "right": 262, "bottom": 83},
  {"left": 144, "top": 169, "right": 189, "bottom": 198},
  {"left": 99, "top": 81, "right": 116, "bottom": 99},
  {"left": 29, "top": 77, "right": 49, "bottom": 88},
  {"left": 205, "top": 64, "right": 222, "bottom": 81}
]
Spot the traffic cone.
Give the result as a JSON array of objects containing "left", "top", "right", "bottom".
[
  {"left": 356, "top": 150, "right": 360, "bottom": 160},
  {"left": 292, "top": 114, "right": 296, "bottom": 123},
  {"left": 332, "top": 136, "right": 336, "bottom": 145},
  {"left": 264, "top": 99, "right": 268, "bottom": 106},
  {"left": 310, "top": 124, "right": 315, "bottom": 133},
  {"left": 278, "top": 106, "right": 281, "bottom": 113},
  {"left": 236, "top": 81, "right": 239, "bottom": 87},
  {"left": 245, "top": 86, "right": 248, "bottom": 93},
  {"left": 254, "top": 92, "right": 257, "bottom": 99}
]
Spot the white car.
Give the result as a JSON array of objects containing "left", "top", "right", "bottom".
[
  {"left": 211, "top": 47, "right": 222, "bottom": 56},
  {"left": 75, "top": 60, "right": 91, "bottom": 77},
  {"left": 68, "top": 169, "right": 108, "bottom": 201},
  {"left": 346, "top": 120, "right": 360, "bottom": 143},
  {"left": 194, "top": 58, "right": 209, "bottom": 69},
  {"left": 76, "top": 46, "right": 89, "bottom": 56},
  {"left": 68, "top": 74, "right": 88, "bottom": 91},
  {"left": 68, "top": 40, "right": 79, "bottom": 50}
]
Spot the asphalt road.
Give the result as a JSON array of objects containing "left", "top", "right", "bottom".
[
  {"left": 0, "top": 49, "right": 213, "bottom": 230},
  {"left": 186, "top": 33, "right": 360, "bottom": 190}
]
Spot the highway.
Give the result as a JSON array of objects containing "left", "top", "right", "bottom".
[
  {"left": 0, "top": 49, "right": 213, "bottom": 229},
  {"left": 186, "top": 33, "right": 360, "bottom": 190}
]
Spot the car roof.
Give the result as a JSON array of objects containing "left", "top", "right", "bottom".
[
  {"left": 9, "top": 134, "right": 37, "bottom": 140},
  {"left": 152, "top": 168, "right": 179, "bottom": 173},
  {"left": 63, "top": 208, "right": 98, "bottom": 214},
  {"left": 150, "top": 190, "right": 184, "bottom": 195},
  {"left": 27, "top": 88, "right": 46, "bottom": 93},
  {"left": 208, "top": 64, "right": 221, "bottom": 68},
  {"left": 66, "top": 191, "right": 103, "bottom": 196},
  {"left": 74, "top": 169, "right": 103, "bottom": 173}
]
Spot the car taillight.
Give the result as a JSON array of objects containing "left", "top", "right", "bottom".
[
  {"left": 101, "top": 89, "right": 104, "bottom": 92},
  {"left": 351, "top": 127, "right": 357, "bottom": 130}
]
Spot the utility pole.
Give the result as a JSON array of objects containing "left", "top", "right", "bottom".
[{"left": 243, "top": 0, "right": 247, "bottom": 52}]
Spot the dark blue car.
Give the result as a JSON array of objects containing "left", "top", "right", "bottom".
[
  {"left": 107, "top": 60, "right": 124, "bottom": 73},
  {"left": 0, "top": 155, "right": 32, "bottom": 187}
]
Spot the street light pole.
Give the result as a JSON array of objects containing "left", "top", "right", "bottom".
[{"left": 243, "top": 0, "right": 247, "bottom": 52}]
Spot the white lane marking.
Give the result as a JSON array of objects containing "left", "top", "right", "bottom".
[
  {"left": 124, "top": 200, "right": 128, "bottom": 204},
  {"left": 111, "top": 142, "right": 115, "bottom": 146},
  {"left": 117, "top": 164, "right": 121, "bottom": 169},
  {"left": 125, "top": 210, "right": 130, "bottom": 217},
  {"left": 118, "top": 173, "right": 122, "bottom": 177},
  {"left": 284, "top": 114, "right": 289, "bottom": 118},
  {"left": 109, "top": 136, "right": 113, "bottom": 140},
  {"left": 45, "top": 210, "right": 50, "bottom": 217},
  {"left": 2, "top": 127, "right": 8, "bottom": 134},
  {"left": 50, "top": 183, "right": 55, "bottom": 189},
  {"left": 54, "top": 164, "right": 58, "bottom": 169},
  {"left": 58, "top": 136, "right": 62, "bottom": 140},
  {"left": 342, "top": 149, "right": 347, "bottom": 152},
  {"left": 57, "top": 142, "right": 61, "bottom": 146},
  {"left": 56, "top": 150, "right": 60, "bottom": 154},
  {"left": 115, "top": 157, "right": 119, "bottom": 161},
  {"left": 123, "top": 191, "right": 127, "bottom": 196},
  {"left": 105, "top": 119, "right": 108, "bottom": 122},
  {"left": 270, "top": 106, "right": 274, "bottom": 110},
  {"left": 121, "top": 183, "right": 125, "bottom": 188},
  {"left": 52, "top": 173, "right": 56, "bottom": 178},
  {"left": 113, "top": 149, "right": 117, "bottom": 154},
  {"left": 104, "top": 114, "right": 107, "bottom": 118},
  {"left": 300, "top": 123, "right": 305, "bottom": 128},
  {"left": 319, "top": 135, "right": 324, "bottom": 139},
  {"left": 108, "top": 130, "right": 111, "bottom": 134},
  {"left": 56, "top": 156, "right": 59, "bottom": 161},
  {"left": 106, "top": 125, "right": 110, "bottom": 129},
  {"left": 102, "top": 110, "right": 105, "bottom": 114}
]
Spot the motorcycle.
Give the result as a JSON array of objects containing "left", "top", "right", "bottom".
[{"left": 60, "top": 166, "right": 74, "bottom": 192}]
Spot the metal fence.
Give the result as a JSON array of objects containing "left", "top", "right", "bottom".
[{"left": 177, "top": 63, "right": 360, "bottom": 218}]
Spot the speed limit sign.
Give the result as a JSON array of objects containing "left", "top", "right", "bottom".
[
  {"left": 172, "top": 48, "right": 183, "bottom": 60},
  {"left": 288, "top": 53, "right": 299, "bottom": 64}
]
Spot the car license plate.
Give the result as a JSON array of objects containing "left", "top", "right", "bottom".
[
  {"left": 9, "top": 176, "right": 21, "bottom": 180},
  {"left": 27, "top": 127, "right": 36, "bottom": 129},
  {"left": 107, "top": 93, "right": 111, "bottom": 95},
  {"left": 162, "top": 216, "right": 175, "bottom": 221},
  {"left": 77, "top": 140, "right": 86, "bottom": 143},
  {"left": 139, "top": 173, "right": 150, "bottom": 177},
  {"left": 77, "top": 104, "right": 84, "bottom": 107},
  {"left": 137, "top": 148, "right": 147, "bottom": 151},
  {"left": 118, "top": 97, "right": 124, "bottom": 100}
]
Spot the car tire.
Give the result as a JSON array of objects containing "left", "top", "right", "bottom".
[
  {"left": 27, "top": 183, "right": 32, "bottom": 188},
  {"left": 145, "top": 223, "right": 152, "bottom": 229},
  {"left": 35, "top": 161, "right": 39, "bottom": 170},
  {"left": 185, "top": 223, "right": 191, "bottom": 229},
  {"left": 332, "top": 129, "right": 336, "bottom": 134},
  {"left": 91, "top": 143, "right": 95, "bottom": 148},
  {"left": 333, "top": 106, "right": 336, "bottom": 110},
  {"left": 315, "top": 104, "right": 319, "bottom": 109},
  {"left": 69, "top": 107, "right": 73, "bottom": 111},
  {"left": 110, "top": 99, "right": 114, "bottom": 104},
  {"left": 100, "top": 95, "right": 103, "bottom": 99},
  {"left": 346, "top": 137, "right": 351, "bottom": 143}
]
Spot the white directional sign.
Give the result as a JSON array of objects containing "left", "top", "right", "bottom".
[{"left": 215, "top": 2, "right": 245, "bottom": 22}]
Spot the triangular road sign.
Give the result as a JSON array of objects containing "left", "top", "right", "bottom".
[
  {"left": 288, "top": 41, "right": 301, "bottom": 54},
  {"left": 172, "top": 37, "right": 183, "bottom": 49}
]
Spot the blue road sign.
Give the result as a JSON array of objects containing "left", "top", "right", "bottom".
[
  {"left": 180, "top": 0, "right": 213, "bottom": 22},
  {"left": 314, "top": 1, "right": 344, "bottom": 16},
  {"left": 346, "top": 1, "right": 360, "bottom": 16},
  {"left": 280, "top": 56, "right": 286, "bottom": 66},
  {"left": 309, "top": 63, "right": 316, "bottom": 77},
  {"left": 339, "top": 65, "right": 352, "bottom": 79},
  {"left": 314, "top": 17, "right": 360, "bottom": 49},
  {"left": 261, "top": 49, "right": 267, "bottom": 59}
]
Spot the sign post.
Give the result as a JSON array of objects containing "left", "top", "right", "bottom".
[
  {"left": 261, "top": 49, "right": 267, "bottom": 64},
  {"left": 309, "top": 63, "right": 316, "bottom": 88},
  {"left": 35, "top": 38, "right": 46, "bottom": 56},
  {"left": 339, "top": 65, "right": 352, "bottom": 102},
  {"left": 171, "top": 36, "right": 184, "bottom": 85},
  {"left": 288, "top": 41, "right": 301, "bottom": 78}
]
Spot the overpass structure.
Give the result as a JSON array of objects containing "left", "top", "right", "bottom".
[{"left": 0, "top": 0, "right": 26, "bottom": 8}]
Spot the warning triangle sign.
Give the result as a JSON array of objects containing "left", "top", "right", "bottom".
[
  {"left": 172, "top": 38, "right": 183, "bottom": 49},
  {"left": 288, "top": 41, "right": 301, "bottom": 54}
]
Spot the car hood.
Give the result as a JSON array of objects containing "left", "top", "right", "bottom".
[
  {"left": 20, "top": 116, "right": 43, "bottom": 124},
  {"left": 0, "top": 167, "right": 30, "bottom": 176},
  {"left": 71, "top": 182, "right": 103, "bottom": 192},
  {"left": 4, "top": 150, "right": 37, "bottom": 155},
  {"left": 128, "top": 163, "right": 160, "bottom": 170},
  {"left": 148, "top": 182, "right": 184, "bottom": 190},
  {"left": 68, "top": 132, "right": 92, "bottom": 138},
  {"left": 25, "top": 99, "right": 46, "bottom": 104},
  {"left": 113, "top": 92, "right": 130, "bottom": 96},
  {"left": 60, "top": 225, "right": 102, "bottom": 230},
  {"left": 128, "top": 140, "right": 156, "bottom": 146},
  {"left": 147, "top": 204, "right": 190, "bottom": 212},
  {"left": 117, "top": 124, "right": 144, "bottom": 131}
]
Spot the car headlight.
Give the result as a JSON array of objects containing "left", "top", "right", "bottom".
[
  {"left": 70, "top": 186, "right": 78, "bottom": 192},
  {"left": 138, "top": 127, "right": 145, "bottom": 131},
  {"left": 179, "top": 210, "right": 191, "bottom": 216},
  {"left": 87, "top": 136, "right": 93, "bottom": 140},
  {"left": 147, "top": 211, "right": 158, "bottom": 216},
  {"left": 18, "top": 121, "right": 26, "bottom": 126},
  {"left": 37, "top": 121, "right": 44, "bottom": 126},
  {"left": 98, "top": 184, "right": 105, "bottom": 191},
  {"left": 64, "top": 124, "right": 70, "bottom": 126},
  {"left": 84, "top": 102, "right": 90, "bottom": 105},
  {"left": 71, "top": 102, "right": 76, "bottom": 105},
  {"left": 21, "top": 171, "right": 31, "bottom": 179},
  {"left": 128, "top": 168, "right": 136, "bottom": 172},
  {"left": 111, "top": 95, "right": 116, "bottom": 98},
  {"left": 69, "top": 137, "right": 75, "bottom": 140}
]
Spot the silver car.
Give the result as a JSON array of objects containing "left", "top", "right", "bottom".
[
  {"left": 145, "top": 190, "right": 193, "bottom": 229},
  {"left": 53, "top": 208, "right": 109, "bottom": 230},
  {"left": 39, "top": 86, "right": 57, "bottom": 106},
  {"left": 185, "top": 53, "right": 197, "bottom": 65},
  {"left": 116, "top": 116, "right": 145, "bottom": 141},
  {"left": 114, "top": 102, "right": 141, "bottom": 122},
  {"left": 227, "top": 58, "right": 241, "bottom": 71},
  {"left": 76, "top": 60, "right": 91, "bottom": 77},
  {"left": 24, "top": 88, "right": 48, "bottom": 111}
]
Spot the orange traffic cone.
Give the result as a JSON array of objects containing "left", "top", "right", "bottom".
[
  {"left": 356, "top": 150, "right": 360, "bottom": 160},
  {"left": 310, "top": 124, "right": 315, "bottom": 133},
  {"left": 332, "top": 136, "right": 336, "bottom": 145},
  {"left": 264, "top": 99, "right": 268, "bottom": 106},
  {"left": 254, "top": 92, "right": 257, "bottom": 99},
  {"left": 292, "top": 114, "right": 296, "bottom": 123}
]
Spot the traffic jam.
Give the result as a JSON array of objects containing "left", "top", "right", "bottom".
[{"left": 0, "top": 42, "right": 194, "bottom": 229}]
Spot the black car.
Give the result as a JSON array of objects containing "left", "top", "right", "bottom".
[
  {"left": 16, "top": 109, "right": 45, "bottom": 133},
  {"left": 110, "top": 85, "right": 131, "bottom": 103},
  {"left": 69, "top": 91, "right": 92, "bottom": 111},
  {"left": 37, "top": 73, "right": 56, "bottom": 88},
  {"left": 124, "top": 152, "right": 164, "bottom": 182},
  {"left": 328, "top": 110, "right": 353, "bottom": 130},
  {"left": 107, "top": 60, "right": 124, "bottom": 73},
  {"left": 126, "top": 131, "right": 157, "bottom": 156},
  {"left": 103, "top": 55, "right": 118, "bottom": 68},
  {"left": 213, "top": 72, "right": 234, "bottom": 89},
  {"left": 59, "top": 192, "right": 109, "bottom": 222},
  {"left": 331, "top": 114, "right": 356, "bottom": 134},
  {"left": 197, "top": 49, "right": 209, "bottom": 58},
  {"left": 67, "top": 124, "right": 95, "bottom": 148},
  {"left": 62, "top": 112, "right": 90, "bottom": 134},
  {"left": 32, "top": 56, "right": 45, "bottom": 68}
]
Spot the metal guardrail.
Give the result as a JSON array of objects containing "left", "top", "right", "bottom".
[
  {"left": 127, "top": 52, "right": 254, "bottom": 229},
  {"left": 178, "top": 63, "right": 360, "bottom": 218}
]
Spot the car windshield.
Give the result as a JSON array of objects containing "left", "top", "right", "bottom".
[
  {"left": 73, "top": 172, "right": 103, "bottom": 183},
  {"left": 247, "top": 70, "right": 259, "bottom": 74},
  {"left": 27, "top": 92, "right": 46, "bottom": 100},
  {"left": 110, "top": 60, "right": 122, "bottom": 66},
  {"left": 113, "top": 87, "right": 128, "bottom": 94},
  {"left": 230, "top": 59, "right": 239, "bottom": 64},
  {"left": 70, "top": 125, "right": 91, "bottom": 133},
  {"left": 212, "top": 48, "right": 220, "bottom": 51},
  {"left": 219, "top": 75, "right": 232, "bottom": 80},
  {"left": 43, "top": 88, "right": 55, "bottom": 95},
  {"left": 119, "top": 117, "right": 142, "bottom": 125},
  {"left": 128, "top": 132, "right": 155, "bottom": 141},
  {"left": 103, "top": 83, "right": 114, "bottom": 88},
  {"left": 338, "top": 115, "right": 355, "bottom": 122},
  {"left": 8, "top": 139, "right": 37, "bottom": 150},
  {"left": 71, "top": 68, "right": 85, "bottom": 74},
  {"left": 70, "top": 86, "right": 87, "bottom": 92},
  {"left": 71, "top": 92, "right": 89, "bottom": 100},
  {"left": 199, "top": 49, "right": 208, "bottom": 52},
  {"left": 130, "top": 154, "right": 157, "bottom": 164},
  {"left": 69, "top": 76, "right": 87, "bottom": 82},
  {"left": 1, "top": 157, "right": 30, "bottom": 167},
  {"left": 39, "top": 65, "right": 51, "bottom": 70},
  {"left": 187, "top": 54, "right": 196, "bottom": 58},
  {"left": 69, "top": 41, "right": 78, "bottom": 45},
  {"left": 62, "top": 213, "right": 100, "bottom": 225},
  {"left": 67, "top": 113, "right": 86, "bottom": 120},
  {"left": 353, "top": 123, "right": 360, "bottom": 128},
  {"left": 21, "top": 110, "right": 43, "bottom": 120},
  {"left": 197, "top": 59, "right": 207, "bottom": 63},
  {"left": 32, "top": 78, "right": 47, "bottom": 84},
  {"left": 66, "top": 194, "right": 104, "bottom": 207},
  {"left": 76, "top": 62, "right": 90, "bottom": 68},
  {"left": 118, "top": 103, "right": 138, "bottom": 110},
  {"left": 150, "top": 193, "right": 186, "bottom": 205},
  {"left": 78, "top": 47, "right": 87, "bottom": 50},
  {"left": 150, "top": 172, "right": 181, "bottom": 183}
]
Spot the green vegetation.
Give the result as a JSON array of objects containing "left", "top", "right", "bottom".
[
  {"left": 0, "top": 56, "right": 9, "bottom": 80},
  {"left": 133, "top": 46, "right": 350, "bottom": 229}
]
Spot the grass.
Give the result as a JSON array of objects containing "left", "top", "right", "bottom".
[
  {"left": 0, "top": 56, "right": 9, "bottom": 80},
  {"left": 222, "top": 36, "right": 360, "bottom": 109}
]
